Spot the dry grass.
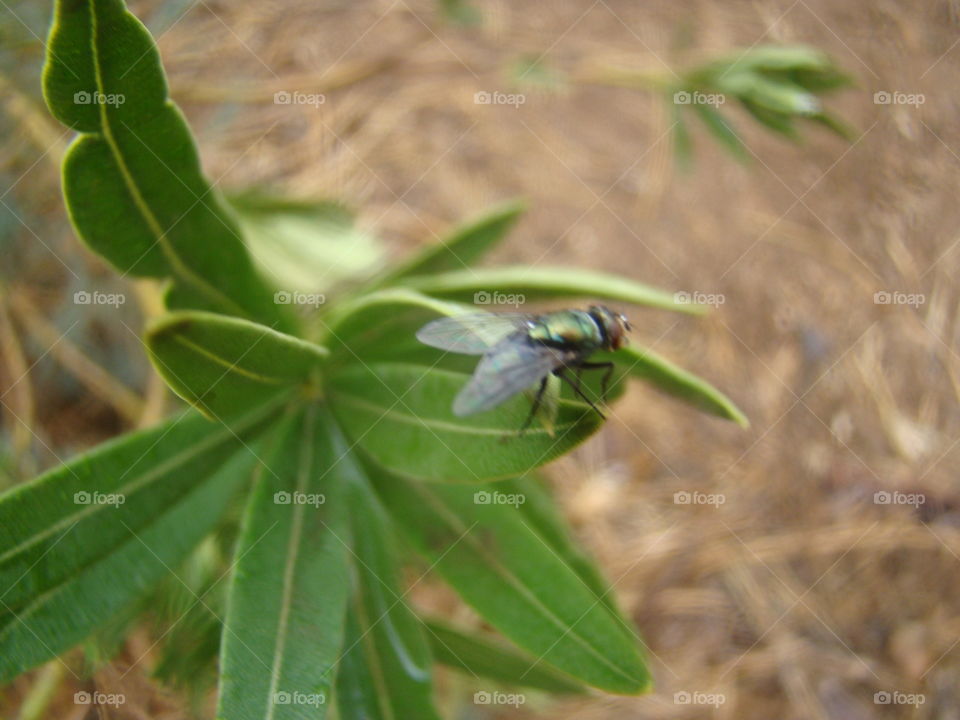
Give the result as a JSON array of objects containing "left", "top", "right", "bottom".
[{"left": 2, "top": 0, "right": 960, "bottom": 718}]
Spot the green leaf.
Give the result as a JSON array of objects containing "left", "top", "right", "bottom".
[
  {"left": 613, "top": 344, "right": 748, "bottom": 426},
  {"left": 713, "top": 45, "right": 836, "bottom": 74},
  {"left": 323, "top": 289, "right": 475, "bottom": 373},
  {"left": 337, "top": 462, "right": 440, "bottom": 720},
  {"left": 789, "top": 66, "right": 854, "bottom": 92},
  {"left": 374, "top": 199, "right": 526, "bottom": 286},
  {"left": 399, "top": 266, "right": 703, "bottom": 314},
  {"left": 217, "top": 406, "right": 351, "bottom": 720},
  {"left": 0, "top": 401, "right": 279, "bottom": 683},
  {"left": 423, "top": 618, "right": 586, "bottom": 694},
  {"left": 740, "top": 99, "right": 799, "bottom": 139},
  {"left": 671, "top": 103, "right": 694, "bottom": 171},
  {"left": 327, "top": 362, "right": 603, "bottom": 482},
  {"left": 42, "top": 0, "right": 290, "bottom": 330},
  {"left": 809, "top": 111, "right": 856, "bottom": 141},
  {"left": 227, "top": 191, "right": 384, "bottom": 294},
  {"left": 718, "top": 73, "right": 820, "bottom": 116},
  {"left": 504, "top": 475, "right": 623, "bottom": 619},
  {"left": 366, "top": 467, "right": 651, "bottom": 694},
  {"left": 693, "top": 104, "right": 749, "bottom": 162},
  {"left": 145, "top": 311, "right": 327, "bottom": 419}
]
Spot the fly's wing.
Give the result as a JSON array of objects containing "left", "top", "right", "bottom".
[
  {"left": 453, "top": 333, "right": 565, "bottom": 416},
  {"left": 416, "top": 313, "right": 534, "bottom": 355}
]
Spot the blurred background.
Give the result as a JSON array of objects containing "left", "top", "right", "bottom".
[{"left": 2, "top": 0, "right": 959, "bottom": 718}]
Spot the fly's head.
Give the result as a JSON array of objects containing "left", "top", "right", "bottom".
[{"left": 588, "top": 305, "right": 632, "bottom": 351}]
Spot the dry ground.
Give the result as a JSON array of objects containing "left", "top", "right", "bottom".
[{"left": 2, "top": 0, "right": 960, "bottom": 718}]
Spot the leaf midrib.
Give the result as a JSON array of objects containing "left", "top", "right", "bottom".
[
  {"left": 171, "top": 334, "right": 287, "bottom": 385},
  {"left": 88, "top": 4, "right": 247, "bottom": 318},
  {"left": 264, "top": 406, "right": 315, "bottom": 720},
  {"left": 0, "top": 438, "right": 254, "bottom": 641},
  {"left": 0, "top": 399, "right": 280, "bottom": 567},
  {"left": 329, "top": 392, "right": 589, "bottom": 437},
  {"left": 406, "top": 480, "right": 644, "bottom": 688}
]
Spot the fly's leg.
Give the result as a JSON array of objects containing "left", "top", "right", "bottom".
[
  {"left": 556, "top": 369, "right": 606, "bottom": 420},
  {"left": 518, "top": 376, "right": 549, "bottom": 436},
  {"left": 575, "top": 362, "right": 616, "bottom": 402}
]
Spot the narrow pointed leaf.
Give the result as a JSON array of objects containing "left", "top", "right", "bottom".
[
  {"left": 423, "top": 618, "right": 586, "bottom": 694},
  {"left": 327, "top": 362, "right": 602, "bottom": 482},
  {"left": 612, "top": 344, "right": 748, "bottom": 426},
  {"left": 336, "top": 462, "right": 440, "bottom": 719},
  {"left": 0, "top": 402, "right": 278, "bottom": 683},
  {"left": 740, "top": 99, "right": 799, "bottom": 139},
  {"left": 366, "top": 468, "right": 651, "bottom": 693},
  {"left": 503, "top": 476, "right": 623, "bottom": 619},
  {"left": 716, "top": 45, "right": 836, "bottom": 74},
  {"left": 374, "top": 199, "right": 525, "bottom": 287},
  {"left": 693, "top": 105, "right": 748, "bottom": 162},
  {"left": 672, "top": 103, "right": 694, "bottom": 170},
  {"left": 146, "top": 311, "right": 327, "bottom": 418},
  {"left": 217, "top": 406, "right": 351, "bottom": 720},
  {"left": 399, "top": 266, "right": 703, "bottom": 314},
  {"left": 43, "top": 0, "right": 289, "bottom": 330}
]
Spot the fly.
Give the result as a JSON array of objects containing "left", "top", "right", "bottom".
[{"left": 416, "top": 305, "right": 631, "bottom": 432}]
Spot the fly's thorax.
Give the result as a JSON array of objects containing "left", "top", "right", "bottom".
[{"left": 528, "top": 310, "right": 604, "bottom": 351}]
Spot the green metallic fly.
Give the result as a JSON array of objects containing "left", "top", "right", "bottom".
[{"left": 416, "top": 305, "right": 631, "bottom": 431}]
